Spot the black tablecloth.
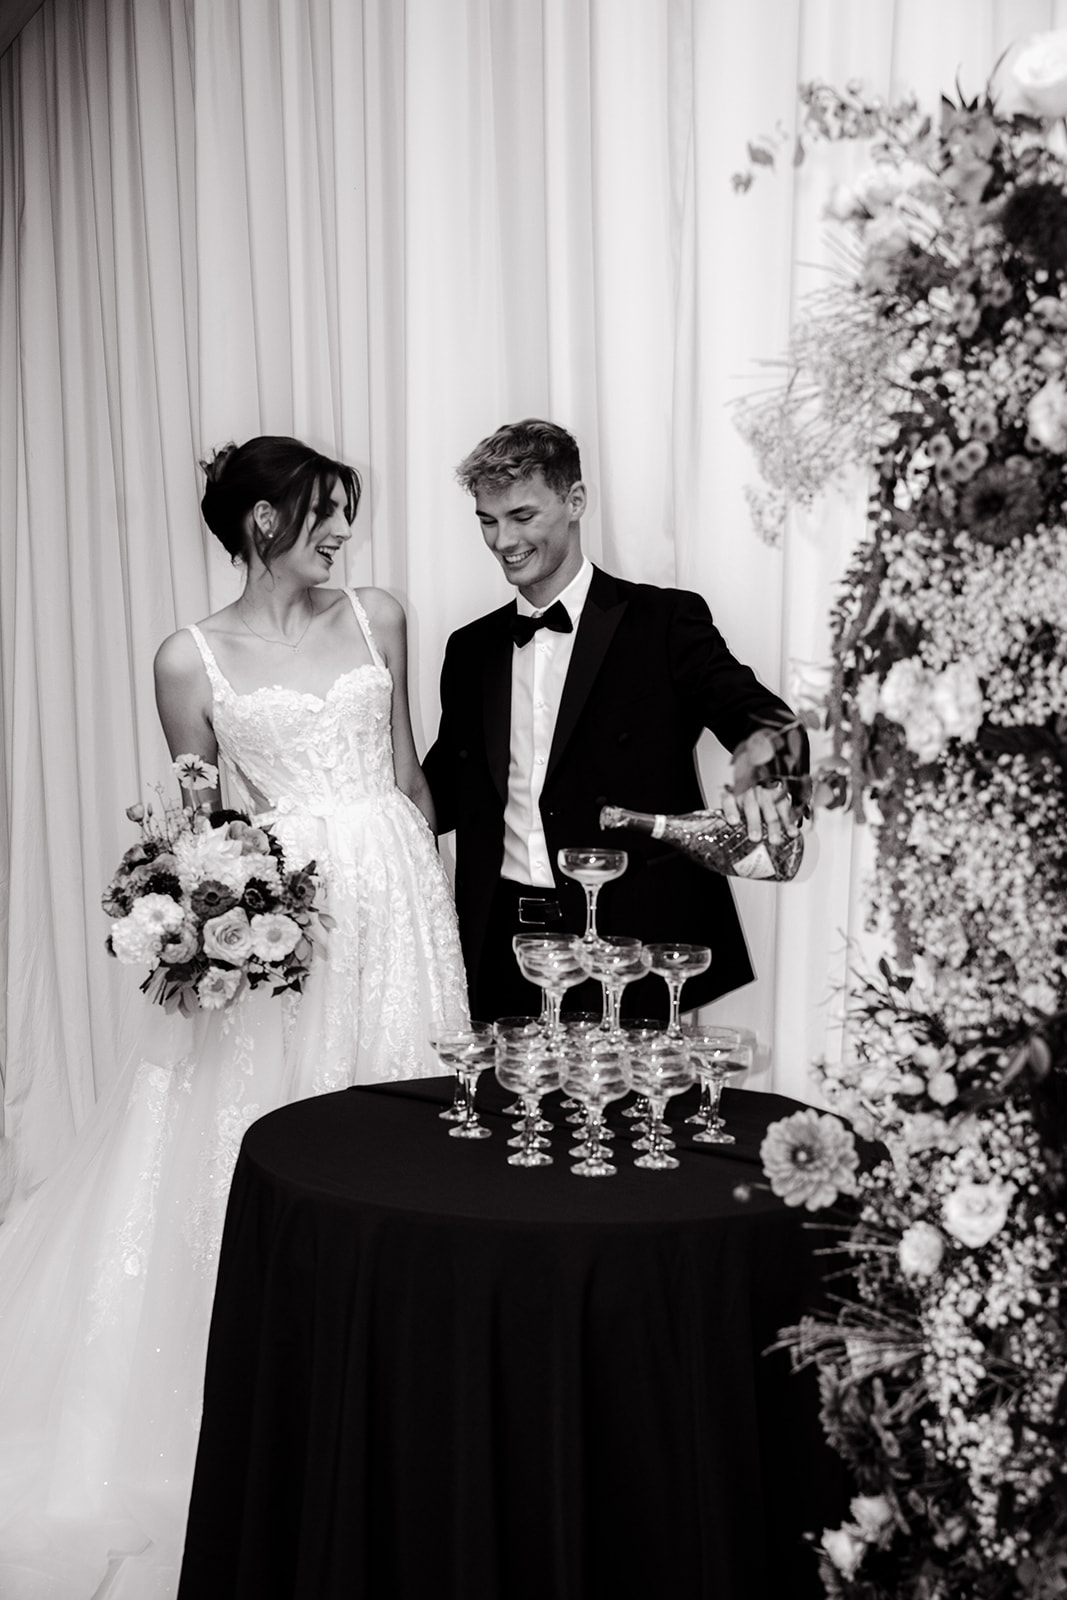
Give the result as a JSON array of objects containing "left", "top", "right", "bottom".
[{"left": 178, "top": 1076, "right": 846, "bottom": 1600}]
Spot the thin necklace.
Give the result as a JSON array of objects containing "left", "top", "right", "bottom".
[{"left": 237, "top": 597, "right": 316, "bottom": 651}]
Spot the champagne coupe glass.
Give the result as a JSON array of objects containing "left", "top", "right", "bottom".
[
  {"left": 692, "top": 1039, "right": 752, "bottom": 1146},
  {"left": 618, "top": 1018, "right": 667, "bottom": 1121},
  {"left": 557, "top": 1012, "right": 604, "bottom": 1122},
  {"left": 428, "top": 1025, "right": 495, "bottom": 1137},
  {"left": 512, "top": 935, "right": 553, "bottom": 1028},
  {"left": 645, "top": 943, "right": 712, "bottom": 1037},
  {"left": 627, "top": 1036, "right": 695, "bottom": 1170},
  {"left": 679, "top": 1026, "right": 742, "bottom": 1128},
  {"left": 495, "top": 1017, "right": 552, "bottom": 1132},
  {"left": 573, "top": 936, "right": 652, "bottom": 1036},
  {"left": 513, "top": 935, "right": 587, "bottom": 1037},
  {"left": 429, "top": 1021, "right": 477, "bottom": 1122},
  {"left": 495, "top": 1033, "right": 561, "bottom": 1167},
  {"left": 559, "top": 1039, "right": 632, "bottom": 1177},
  {"left": 557, "top": 847, "right": 628, "bottom": 945}
]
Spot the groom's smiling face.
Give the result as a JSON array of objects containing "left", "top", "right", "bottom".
[{"left": 474, "top": 470, "right": 586, "bottom": 608}]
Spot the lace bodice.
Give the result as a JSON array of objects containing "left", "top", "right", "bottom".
[{"left": 188, "top": 590, "right": 397, "bottom": 820}]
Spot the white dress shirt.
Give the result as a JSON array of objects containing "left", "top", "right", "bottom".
[{"left": 502, "top": 557, "right": 594, "bottom": 887}]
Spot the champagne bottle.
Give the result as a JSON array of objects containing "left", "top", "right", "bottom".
[{"left": 598, "top": 804, "right": 804, "bottom": 882}]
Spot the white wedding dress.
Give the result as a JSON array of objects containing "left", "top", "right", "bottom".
[{"left": 0, "top": 589, "right": 468, "bottom": 1598}]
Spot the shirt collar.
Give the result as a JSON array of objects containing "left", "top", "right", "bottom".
[{"left": 515, "top": 556, "right": 594, "bottom": 621}]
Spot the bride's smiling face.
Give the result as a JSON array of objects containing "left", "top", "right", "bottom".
[{"left": 268, "top": 477, "right": 353, "bottom": 585}]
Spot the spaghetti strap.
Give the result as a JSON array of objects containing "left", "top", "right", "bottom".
[
  {"left": 186, "top": 624, "right": 231, "bottom": 698},
  {"left": 345, "top": 588, "right": 386, "bottom": 670}
]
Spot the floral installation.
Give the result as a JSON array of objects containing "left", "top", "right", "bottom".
[
  {"left": 732, "top": 29, "right": 1067, "bottom": 1600},
  {"left": 103, "top": 756, "right": 325, "bottom": 1015}
]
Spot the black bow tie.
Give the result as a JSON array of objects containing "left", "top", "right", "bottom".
[{"left": 511, "top": 599, "right": 574, "bottom": 647}]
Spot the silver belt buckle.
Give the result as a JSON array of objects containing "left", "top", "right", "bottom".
[{"left": 518, "top": 896, "right": 562, "bottom": 928}]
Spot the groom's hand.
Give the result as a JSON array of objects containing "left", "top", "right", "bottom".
[{"left": 721, "top": 781, "right": 799, "bottom": 844}]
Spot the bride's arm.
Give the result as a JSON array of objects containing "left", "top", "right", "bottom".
[
  {"left": 361, "top": 589, "right": 438, "bottom": 833},
  {"left": 154, "top": 630, "right": 222, "bottom": 810}
]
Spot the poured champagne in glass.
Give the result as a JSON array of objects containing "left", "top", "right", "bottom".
[
  {"left": 645, "top": 943, "right": 711, "bottom": 1037},
  {"left": 557, "top": 848, "right": 628, "bottom": 944}
]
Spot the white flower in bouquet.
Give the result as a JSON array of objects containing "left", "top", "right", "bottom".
[
  {"left": 110, "top": 894, "right": 184, "bottom": 964},
  {"left": 902, "top": 702, "right": 947, "bottom": 764},
  {"left": 853, "top": 159, "right": 934, "bottom": 215},
  {"left": 248, "top": 912, "right": 303, "bottom": 962},
  {"left": 1026, "top": 375, "right": 1067, "bottom": 453},
  {"left": 1004, "top": 29, "right": 1067, "bottom": 119},
  {"left": 821, "top": 1525, "right": 866, "bottom": 1579},
  {"left": 898, "top": 1220, "right": 945, "bottom": 1278},
  {"left": 201, "top": 907, "right": 255, "bottom": 964},
  {"left": 159, "top": 922, "right": 198, "bottom": 964},
  {"left": 879, "top": 656, "right": 927, "bottom": 722},
  {"left": 196, "top": 966, "right": 244, "bottom": 1010},
  {"left": 111, "top": 915, "right": 163, "bottom": 966},
  {"left": 171, "top": 754, "right": 219, "bottom": 792},
  {"left": 173, "top": 826, "right": 250, "bottom": 893},
  {"left": 850, "top": 1494, "right": 896, "bottom": 1542},
  {"left": 859, "top": 213, "right": 914, "bottom": 293},
  {"left": 927, "top": 1070, "right": 959, "bottom": 1106},
  {"left": 760, "top": 1108, "right": 859, "bottom": 1210},
  {"left": 1020, "top": 979, "right": 1060, "bottom": 1014},
  {"left": 942, "top": 1179, "right": 1016, "bottom": 1248},
  {"left": 901, "top": 1110, "right": 951, "bottom": 1154}
]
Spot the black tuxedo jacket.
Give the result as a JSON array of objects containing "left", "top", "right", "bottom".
[{"left": 424, "top": 566, "right": 798, "bottom": 1015}]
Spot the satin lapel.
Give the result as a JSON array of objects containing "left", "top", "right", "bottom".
[
  {"left": 482, "top": 607, "right": 515, "bottom": 804},
  {"left": 546, "top": 569, "right": 628, "bottom": 782}
]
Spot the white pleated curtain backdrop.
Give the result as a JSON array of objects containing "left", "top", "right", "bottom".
[{"left": 1, "top": 0, "right": 1063, "bottom": 1204}]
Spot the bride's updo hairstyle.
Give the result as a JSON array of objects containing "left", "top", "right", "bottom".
[{"left": 200, "top": 436, "right": 362, "bottom": 568}]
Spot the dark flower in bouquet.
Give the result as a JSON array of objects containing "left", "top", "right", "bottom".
[{"left": 104, "top": 756, "right": 328, "bottom": 1016}]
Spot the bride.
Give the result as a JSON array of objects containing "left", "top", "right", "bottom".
[{"left": 0, "top": 436, "right": 469, "bottom": 1598}]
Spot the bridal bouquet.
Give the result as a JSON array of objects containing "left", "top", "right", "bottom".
[{"left": 103, "top": 755, "right": 324, "bottom": 1015}]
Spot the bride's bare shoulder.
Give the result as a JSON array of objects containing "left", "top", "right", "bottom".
[
  {"left": 154, "top": 605, "right": 238, "bottom": 682},
  {"left": 350, "top": 585, "right": 405, "bottom": 630}
]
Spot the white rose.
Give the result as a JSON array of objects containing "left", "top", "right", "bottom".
[
  {"left": 1027, "top": 376, "right": 1067, "bottom": 453},
  {"left": 902, "top": 704, "right": 947, "bottom": 764},
  {"left": 927, "top": 1070, "right": 958, "bottom": 1106},
  {"left": 879, "top": 658, "right": 928, "bottom": 723},
  {"left": 942, "top": 1180, "right": 1015, "bottom": 1249},
  {"left": 850, "top": 1494, "right": 896, "bottom": 1541},
  {"left": 201, "top": 907, "right": 254, "bottom": 964},
  {"left": 1007, "top": 30, "right": 1067, "bottom": 119},
  {"left": 1021, "top": 980, "right": 1059, "bottom": 1014},
  {"left": 821, "top": 1526, "right": 866, "bottom": 1580},
  {"left": 930, "top": 661, "right": 984, "bottom": 742},
  {"left": 173, "top": 828, "right": 249, "bottom": 892},
  {"left": 898, "top": 1221, "right": 945, "bottom": 1278}
]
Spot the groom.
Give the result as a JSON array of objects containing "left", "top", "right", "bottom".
[{"left": 423, "top": 418, "right": 802, "bottom": 1022}]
